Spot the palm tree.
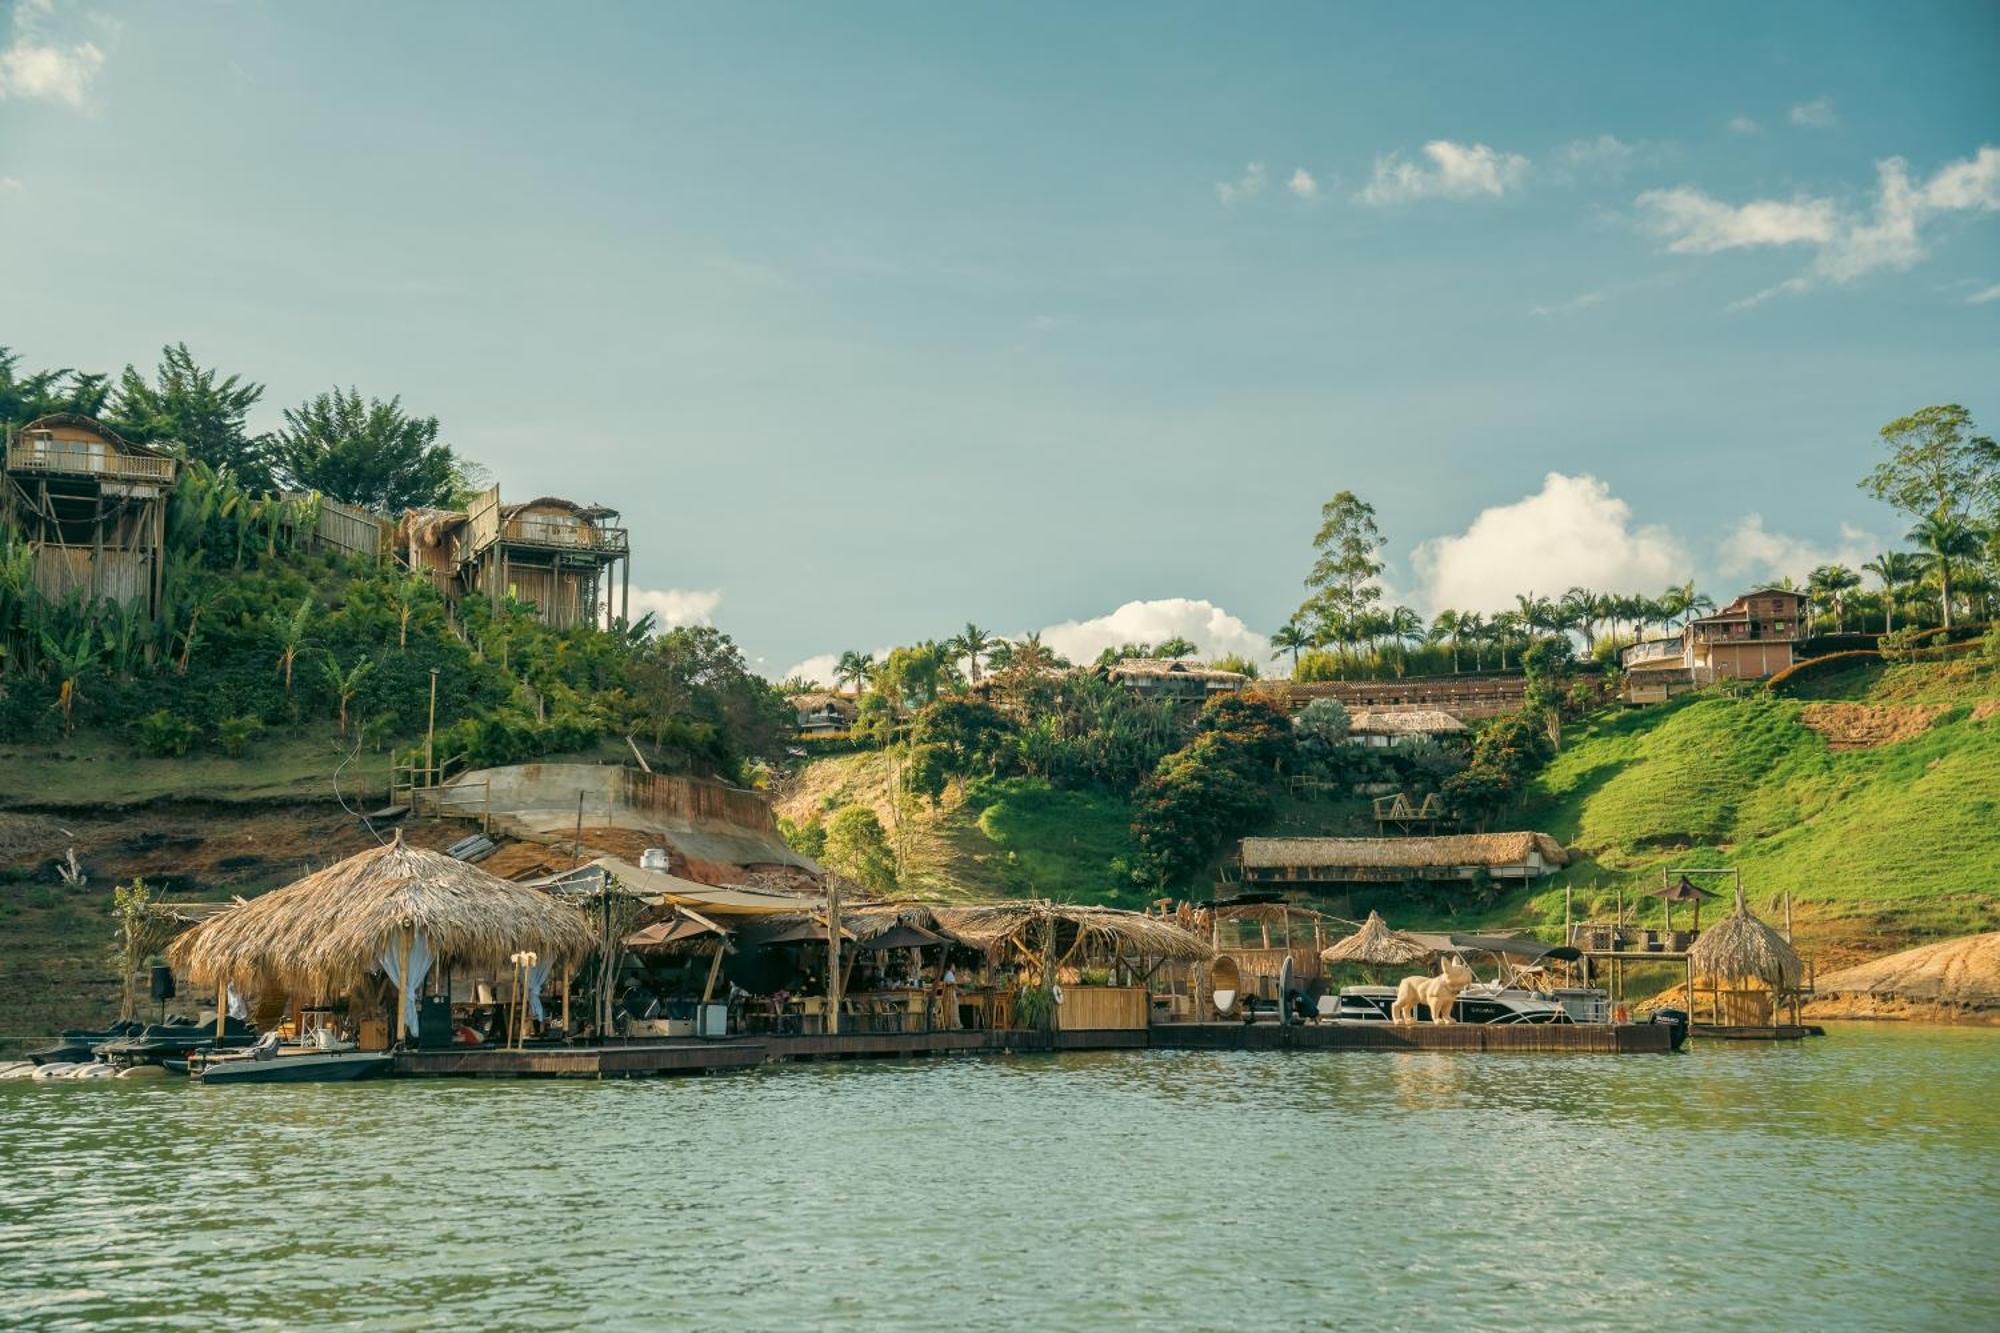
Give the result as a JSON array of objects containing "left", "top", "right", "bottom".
[
  {"left": 1429, "top": 609, "right": 1463, "bottom": 672},
  {"left": 834, "top": 649, "right": 877, "bottom": 697},
  {"left": 1560, "top": 587, "right": 1599, "bottom": 651},
  {"left": 1863, "top": 551, "right": 1923, "bottom": 632},
  {"left": 1809, "top": 564, "right": 1861, "bottom": 632},
  {"left": 1012, "top": 631, "right": 1056, "bottom": 674},
  {"left": 1268, "top": 622, "right": 1310, "bottom": 672},
  {"left": 951, "top": 622, "right": 996, "bottom": 683},
  {"left": 1458, "top": 611, "right": 1486, "bottom": 671},
  {"left": 1513, "top": 592, "right": 1548, "bottom": 642},
  {"left": 1490, "top": 610, "right": 1522, "bottom": 669},
  {"left": 1908, "top": 514, "right": 1986, "bottom": 630},
  {"left": 1155, "top": 635, "right": 1198, "bottom": 659}
]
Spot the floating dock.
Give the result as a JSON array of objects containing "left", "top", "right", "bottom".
[{"left": 387, "top": 1020, "right": 1669, "bottom": 1078}]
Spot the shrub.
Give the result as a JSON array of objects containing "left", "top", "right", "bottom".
[
  {"left": 136, "top": 710, "right": 196, "bottom": 758},
  {"left": 215, "top": 714, "right": 264, "bottom": 758}
]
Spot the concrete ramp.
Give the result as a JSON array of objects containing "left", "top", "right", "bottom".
[{"left": 446, "top": 763, "right": 815, "bottom": 872}]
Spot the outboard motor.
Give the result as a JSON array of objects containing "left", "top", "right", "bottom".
[{"left": 1651, "top": 1006, "right": 1690, "bottom": 1052}]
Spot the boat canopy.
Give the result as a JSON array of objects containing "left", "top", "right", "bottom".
[{"left": 1408, "top": 932, "right": 1580, "bottom": 962}]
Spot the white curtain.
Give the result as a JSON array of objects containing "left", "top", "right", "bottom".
[
  {"left": 225, "top": 986, "right": 249, "bottom": 1020},
  {"left": 525, "top": 955, "right": 556, "bottom": 1021},
  {"left": 377, "top": 930, "right": 436, "bottom": 1036}
]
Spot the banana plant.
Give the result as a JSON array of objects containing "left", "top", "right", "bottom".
[
  {"left": 269, "top": 594, "right": 313, "bottom": 692},
  {"left": 40, "top": 626, "right": 100, "bottom": 735},
  {"left": 320, "top": 651, "right": 375, "bottom": 737}
]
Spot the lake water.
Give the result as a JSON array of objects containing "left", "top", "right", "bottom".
[{"left": 2, "top": 1025, "right": 1995, "bottom": 1331}]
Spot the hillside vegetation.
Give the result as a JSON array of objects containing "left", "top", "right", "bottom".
[{"left": 1496, "top": 657, "right": 2000, "bottom": 955}]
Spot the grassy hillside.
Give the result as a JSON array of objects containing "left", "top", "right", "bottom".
[{"left": 1492, "top": 658, "right": 2000, "bottom": 955}]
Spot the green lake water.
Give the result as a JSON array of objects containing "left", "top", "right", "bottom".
[{"left": 2, "top": 1024, "right": 1996, "bottom": 1331}]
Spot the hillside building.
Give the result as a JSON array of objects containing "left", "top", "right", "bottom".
[
  {"left": 1622, "top": 587, "right": 1807, "bottom": 702},
  {"left": 3, "top": 414, "right": 178, "bottom": 616},
  {"left": 1099, "top": 657, "right": 1247, "bottom": 702},
  {"left": 397, "top": 486, "right": 631, "bottom": 630},
  {"left": 1235, "top": 832, "right": 1569, "bottom": 887}
]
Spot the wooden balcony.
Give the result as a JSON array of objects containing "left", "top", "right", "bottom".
[
  {"left": 499, "top": 517, "right": 628, "bottom": 555},
  {"left": 7, "top": 437, "right": 176, "bottom": 485}
]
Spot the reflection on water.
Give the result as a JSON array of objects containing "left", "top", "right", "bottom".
[{"left": 2, "top": 1025, "right": 1995, "bottom": 1330}]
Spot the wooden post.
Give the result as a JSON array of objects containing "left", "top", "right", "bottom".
[
  {"left": 826, "top": 877, "right": 843, "bottom": 1036},
  {"left": 701, "top": 938, "right": 726, "bottom": 1003},
  {"left": 215, "top": 989, "right": 227, "bottom": 1039},
  {"left": 1563, "top": 885, "right": 1573, "bottom": 944},
  {"left": 561, "top": 963, "right": 572, "bottom": 1036},
  {"left": 395, "top": 931, "right": 414, "bottom": 1045},
  {"left": 1686, "top": 953, "right": 1695, "bottom": 1029},
  {"left": 620, "top": 553, "right": 630, "bottom": 629},
  {"left": 424, "top": 669, "right": 439, "bottom": 788},
  {"left": 572, "top": 791, "right": 586, "bottom": 868}
]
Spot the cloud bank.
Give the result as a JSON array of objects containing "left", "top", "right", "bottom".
[
  {"left": 1411, "top": 473, "right": 1688, "bottom": 613},
  {"left": 1718, "top": 516, "right": 1877, "bottom": 585},
  {"left": 1637, "top": 146, "right": 2000, "bottom": 294},
  {"left": 1035, "top": 597, "right": 1269, "bottom": 666},
  {"left": 0, "top": 2, "right": 103, "bottom": 106}
]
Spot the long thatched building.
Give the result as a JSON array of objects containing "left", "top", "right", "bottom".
[{"left": 1236, "top": 833, "right": 1569, "bottom": 887}]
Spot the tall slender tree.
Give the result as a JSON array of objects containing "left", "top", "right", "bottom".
[{"left": 1907, "top": 514, "right": 1986, "bottom": 630}]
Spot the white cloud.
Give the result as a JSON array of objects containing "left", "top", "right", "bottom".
[
  {"left": 779, "top": 653, "right": 841, "bottom": 689},
  {"left": 1358, "top": 139, "right": 1529, "bottom": 205},
  {"left": 0, "top": 1, "right": 103, "bottom": 107},
  {"left": 1725, "top": 277, "right": 1811, "bottom": 311},
  {"left": 1637, "top": 146, "right": 2000, "bottom": 296},
  {"left": 1789, "top": 96, "right": 1838, "bottom": 130},
  {"left": 1728, "top": 115, "right": 1763, "bottom": 136},
  {"left": 1411, "top": 473, "right": 1689, "bottom": 614},
  {"left": 1215, "top": 161, "right": 1268, "bottom": 206},
  {"left": 628, "top": 586, "right": 721, "bottom": 630},
  {"left": 1719, "top": 516, "right": 1877, "bottom": 585},
  {"left": 1529, "top": 289, "right": 1605, "bottom": 317},
  {"left": 1034, "top": 597, "right": 1269, "bottom": 666},
  {"left": 1634, "top": 187, "right": 1837, "bottom": 253},
  {"left": 1287, "top": 167, "right": 1318, "bottom": 199},
  {"left": 0, "top": 176, "right": 19, "bottom": 190},
  {"left": 1969, "top": 283, "right": 2000, "bottom": 304},
  {"left": 1558, "top": 134, "right": 1636, "bottom": 173}
]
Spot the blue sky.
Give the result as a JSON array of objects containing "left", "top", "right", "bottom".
[{"left": 3, "top": 1, "right": 1996, "bottom": 679}]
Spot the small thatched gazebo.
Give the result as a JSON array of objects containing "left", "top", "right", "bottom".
[
  {"left": 1320, "top": 911, "right": 1433, "bottom": 969},
  {"left": 169, "top": 831, "right": 594, "bottom": 1045},
  {"left": 1686, "top": 887, "right": 1805, "bottom": 1028}
]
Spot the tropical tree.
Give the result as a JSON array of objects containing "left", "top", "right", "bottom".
[
  {"left": 834, "top": 650, "right": 876, "bottom": 697},
  {"left": 272, "top": 387, "right": 467, "bottom": 514},
  {"left": 950, "top": 623, "right": 997, "bottom": 683},
  {"left": 320, "top": 652, "right": 376, "bottom": 738},
  {"left": 1154, "top": 636, "right": 1199, "bottom": 659},
  {"left": 1268, "top": 622, "right": 1310, "bottom": 672},
  {"left": 387, "top": 574, "right": 434, "bottom": 651},
  {"left": 269, "top": 595, "right": 313, "bottom": 693},
  {"left": 41, "top": 627, "right": 100, "bottom": 735},
  {"left": 1861, "top": 404, "right": 1997, "bottom": 526},
  {"left": 1428, "top": 609, "right": 1464, "bottom": 672},
  {"left": 0, "top": 345, "right": 109, "bottom": 428},
  {"left": 1807, "top": 564, "right": 1862, "bottom": 632},
  {"left": 106, "top": 343, "right": 273, "bottom": 489},
  {"left": 1299, "top": 491, "right": 1384, "bottom": 642},
  {"left": 1010, "top": 631, "right": 1057, "bottom": 675},
  {"left": 1908, "top": 513, "right": 1986, "bottom": 630},
  {"left": 1863, "top": 552, "right": 1924, "bottom": 632}
]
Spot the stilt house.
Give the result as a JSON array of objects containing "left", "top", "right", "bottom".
[
  {"left": 396, "top": 486, "right": 630, "bottom": 629},
  {"left": 3, "top": 414, "right": 178, "bottom": 616}
]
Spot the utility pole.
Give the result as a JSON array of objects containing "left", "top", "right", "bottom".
[{"left": 424, "top": 668, "right": 440, "bottom": 788}]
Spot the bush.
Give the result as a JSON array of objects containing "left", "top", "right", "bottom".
[
  {"left": 215, "top": 714, "right": 264, "bottom": 758},
  {"left": 136, "top": 710, "right": 196, "bottom": 758}
]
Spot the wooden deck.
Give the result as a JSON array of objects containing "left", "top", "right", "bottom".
[
  {"left": 387, "top": 1020, "right": 1675, "bottom": 1078},
  {"left": 1151, "top": 1021, "right": 1674, "bottom": 1054},
  {"left": 393, "top": 1040, "right": 767, "bottom": 1079},
  {"left": 1690, "top": 1023, "right": 1825, "bottom": 1041}
]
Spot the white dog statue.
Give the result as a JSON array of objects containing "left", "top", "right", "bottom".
[{"left": 1391, "top": 957, "right": 1474, "bottom": 1025}]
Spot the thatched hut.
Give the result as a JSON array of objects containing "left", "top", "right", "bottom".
[
  {"left": 1320, "top": 911, "right": 1432, "bottom": 968},
  {"left": 935, "top": 901, "right": 1211, "bottom": 1032},
  {"left": 169, "top": 832, "right": 594, "bottom": 1044},
  {"left": 1686, "top": 888, "right": 1805, "bottom": 1027}
]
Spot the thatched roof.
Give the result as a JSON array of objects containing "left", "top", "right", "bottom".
[
  {"left": 1348, "top": 709, "right": 1467, "bottom": 737},
  {"left": 1103, "top": 658, "right": 1247, "bottom": 684},
  {"left": 1813, "top": 932, "right": 2000, "bottom": 1009},
  {"left": 169, "top": 832, "right": 595, "bottom": 994},
  {"left": 1687, "top": 892, "right": 1803, "bottom": 989},
  {"left": 934, "top": 902, "right": 1212, "bottom": 963},
  {"left": 789, "top": 691, "right": 858, "bottom": 715},
  {"left": 1240, "top": 833, "right": 1568, "bottom": 871},
  {"left": 397, "top": 506, "right": 469, "bottom": 548},
  {"left": 1320, "top": 911, "right": 1433, "bottom": 966},
  {"left": 1650, "top": 876, "right": 1718, "bottom": 903}
]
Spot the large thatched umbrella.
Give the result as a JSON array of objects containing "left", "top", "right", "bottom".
[
  {"left": 1649, "top": 875, "right": 1718, "bottom": 934},
  {"left": 1319, "top": 911, "right": 1432, "bottom": 968},
  {"left": 169, "top": 831, "right": 594, "bottom": 1040}
]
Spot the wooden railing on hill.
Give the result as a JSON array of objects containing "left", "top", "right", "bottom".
[{"left": 7, "top": 438, "right": 175, "bottom": 483}]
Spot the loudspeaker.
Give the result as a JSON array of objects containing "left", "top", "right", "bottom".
[{"left": 149, "top": 965, "right": 176, "bottom": 1001}]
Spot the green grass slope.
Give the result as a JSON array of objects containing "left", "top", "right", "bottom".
[{"left": 1499, "top": 661, "right": 2000, "bottom": 950}]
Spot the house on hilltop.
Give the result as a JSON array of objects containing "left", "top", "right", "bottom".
[
  {"left": 3, "top": 413, "right": 178, "bottom": 616},
  {"left": 1622, "top": 586, "right": 1806, "bottom": 701},
  {"left": 788, "top": 691, "right": 858, "bottom": 734},
  {"left": 1099, "top": 657, "right": 1246, "bottom": 702},
  {"left": 395, "top": 486, "right": 631, "bottom": 629}
]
